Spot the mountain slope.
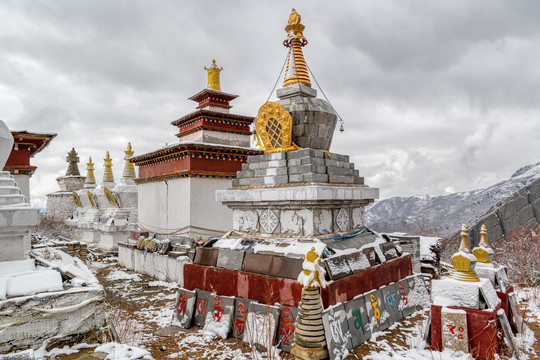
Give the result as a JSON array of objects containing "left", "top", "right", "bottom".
[{"left": 365, "top": 162, "right": 540, "bottom": 238}]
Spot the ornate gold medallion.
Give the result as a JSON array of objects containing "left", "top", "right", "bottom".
[{"left": 255, "top": 101, "right": 298, "bottom": 154}]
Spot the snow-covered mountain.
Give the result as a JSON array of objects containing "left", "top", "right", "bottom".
[{"left": 365, "top": 162, "right": 540, "bottom": 238}]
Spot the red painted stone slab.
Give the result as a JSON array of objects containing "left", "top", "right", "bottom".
[
  {"left": 183, "top": 263, "right": 208, "bottom": 291},
  {"left": 431, "top": 304, "right": 501, "bottom": 360}
]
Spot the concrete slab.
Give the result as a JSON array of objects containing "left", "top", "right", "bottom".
[
  {"left": 344, "top": 294, "right": 370, "bottom": 348},
  {"left": 322, "top": 303, "right": 353, "bottom": 360}
]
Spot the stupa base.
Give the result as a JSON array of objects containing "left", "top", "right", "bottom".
[{"left": 291, "top": 344, "right": 328, "bottom": 360}]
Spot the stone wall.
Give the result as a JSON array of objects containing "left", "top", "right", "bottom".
[{"left": 46, "top": 192, "right": 75, "bottom": 219}]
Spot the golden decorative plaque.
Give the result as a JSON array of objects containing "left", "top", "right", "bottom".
[
  {"left": 255, "top": 101, "right": 298, "bottom": 154},
  {"left": 87, "top": 190, "right": 98, "bottom": 209},
  {"left": 72, "top": 191, "right": 82, "bottom": 208},
  {"left": 104, "top": 187, "right": 119, "bottom": 208}
]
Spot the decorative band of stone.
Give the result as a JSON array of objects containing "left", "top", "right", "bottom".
[{"left": 135, "top": 172, "right": 235, "bottom": 184}]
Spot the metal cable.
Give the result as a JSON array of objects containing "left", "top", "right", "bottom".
[
  {"left": 306, "top": 62, "right": 345, "bottom": 130},
  {"left": 266, "top": 47, "right": 291, "bottom": 102}
]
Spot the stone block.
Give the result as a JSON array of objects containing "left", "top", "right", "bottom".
[
  {"left": 495, "top": 267, "right": 510, "bottom": 293},
  {"left": 303, "top": 173, "right": 329, "bottom": 183},
  {"left": 263, "top": 175, "right": 288, "bottom": 185},
  {"left": 173, "top": 288, "right": 197, "bottom": 328},
  {"left": 236, "top": 170, "right": 254, "bottom": 179},
  {"left": 193, "top": 247, "right": 218, "bottom": 267},
  {"left": 241, "top": 163, "right": 249, "bottom": 171},
  {"left": 267, "top": 160, "right": 287, "bottom": 168},
  {"left": 364, "top": 288, "right": 389, "bottom": 332},
  {"left": 288, "top": 164, "right": 317, "bottom": 175},
  {"left": 329, "top": 174, "right": 354, "bottom": 184},
  {"left": 287, "top": 158, "right": 303, "bottom": 167},
  {"left": 432, "top": 278, "right": 482, "bottom": 308},
  {"left": 244, "top": 303, "right": 281, "bottom": 351},
  {"left": 323, "top": 255, "right": 352, "bottom": 280},
  {"left": 381, "top": 242, "right": 399, "bottom": 261},
  {"left": 243, "top": 252, "right": 273, "bottom": 275},
  {"left": 322, "top": 303, "right": 353, "bottom": 360},
  {"left": 344, "top": 295, "right": 371, "bottom": 348},
  {"left": 479, "top": 279, "right": 501, "bottom": 309},
  {"left": 508, "top": 292, "right": 523, "bottom": 332},
  {"left": 216, "top": 249, "right": 245, "bottom": 271},
  {"left": 277, "top": 306, "right": 299, "bottom": 353},
  {"left": 325, "top": 159, "right": 339, "bottom": 167},
  {"left": 269, "top": 256, "right": 303, "bottom": 279},
  {"left": 354, "top": 177, "right": 364, "bottom": 185},
  {"left": 276, "top": 83, "right": 317, "bottom": 99},
  {"left": 345, "top": 251, "right": 371, "bottom": 274},
  {"left": 498, "top": 311, "right": 519, "bottom": 355},
  {"left": 441, "top": 308, "right": 469, "bottom": 353},
  {"left": 288, "top": 174, "right": 304, "bottom": 183},
  {"left": 247, "top": 154, "right": 264, "bottom": 164},
  {"left": 233, "top": 297, "right": 258, "bottom": 339},
  {"left": 194, "top": 289, "right": 212, "bottom": 327},
  {"left": 268, "top": 152, "right": 287, "bottom": 161},
  {"left": 233, "top": 210, "right": 258, "bottom": 232},
  {"left": 362, "top": 247, "right": 380, "bottom": 267},
  {"left": 203, "top": 294, "right": 235, "bottom": 339},
  {"left": 327, "top": 166, "right": 350, "bottom": 176},
  {"left": 381, "top": 283, "right": 403, "bottom": 326},
  {"left": 287, "top": 148, "right": 315, "bottom": 160}
]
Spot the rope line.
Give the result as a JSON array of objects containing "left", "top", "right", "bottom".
[{"left": 266, "top": 47, "right": 291, "bottom": 103}]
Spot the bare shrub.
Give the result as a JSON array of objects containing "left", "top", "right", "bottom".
[
  {"left": 32, "top": 214, "right": 81, "bottom": 243},
  {"left": 494, "top": 227, "right": 540, "bottom": 286}
]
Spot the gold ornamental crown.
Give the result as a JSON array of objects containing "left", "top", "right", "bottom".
[
  {"left": 449, "top": 224, "right": 480, "bottom": 282},
  {"left": 473, "top": 224, "right": 494, "bottom": 263}
]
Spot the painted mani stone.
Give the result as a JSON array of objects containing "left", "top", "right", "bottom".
[
  {"left": 441, "top": 307, "right": 469, "bottom": 353},
  {"left": 277, "top": 306, "right": 298, "bottom": 353},
  {"left": 244, "top": 302, "right": 281, "bottom": 351},
  {"left": 194, "top": 289, "right": 212, "bottom": 327},
  {"left": 202, "top": 294, "right": 235, "bottom": 339},
  {"left": 364, "top": 288, "right": 389, "bottom": 332},
  {"left": 396, "top": 278, "right": 414, "bottom": 318},
  {"left": 233, "top": 297, "right": 257, "bottom": 339},
  {"left": 173, "top": 288, "right": 196, "bottom": 328},
  {"left": 381, "top": 283, "right": 403, "bottom": 326},
  {"left": 322, "top": 303, "right": 353, "bottom": 360},
  {"left": 344, "top": 294, "right": 370, "bottom": 348}
]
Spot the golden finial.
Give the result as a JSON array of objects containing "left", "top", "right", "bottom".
[
  {"left": 473, "top": 224, "right": 495, "bottom": 263},
  {"left": 298, "top": 247, "right": 327, "bottom": 288},
  {"left": 85, "top": 157, "right": 96, "bottom": 186},
  {"left": 103, "top": 151, "right": 114, "bottom": 183},
  {"left": 283, "top": 8, "right": 311, "bottom": 87},
  {"left": 204, "top": 59, "right": 223, "bottom": 91},
  {"left": 123, "top": 142, "right": 136, "bottom": 179},
  {"left": 449, "top": 224, "right": 480, "bottom": 282}
]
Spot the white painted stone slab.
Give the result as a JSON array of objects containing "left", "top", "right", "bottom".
[
  {"left": 479, "top": 278, "right": 501, "bottom": 309},
  {"left": 495, "top": 266, "right": 510, "bottom": 293},
  {"left": 508, "top": 292, "right": 524, "bottom": 333},
  {"left": 441, "top": 307, "right": 469, "bottom": 353},
  {"left": 432, "top": 278, "right": 481, "bottom": 309},
  {"left": 498, "top": 309, "right": 520, "bottom": 359}
]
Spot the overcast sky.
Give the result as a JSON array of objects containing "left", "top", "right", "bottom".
[{"left": 1, "top": 0, "right": 539, "bottom": 208}]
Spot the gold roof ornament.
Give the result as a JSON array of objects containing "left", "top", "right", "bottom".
[
  {"left": 72, "top": 191, "right": 82, "bottom": 208},
  {"left": 283, "top": 8, "right": 311, "bottom": 87},
  {"left": 204, "top": 59, "right": 223, "bottom": 91},
  {"left": 254, "top": 101, "right": 299, "bottom": 154},
  {"left": 104, "top": 187, "right": 119, "bottom": 208},
  {"left": 65, "top": 148, "right": 81, "bottom": 176},
  {"left": 122, "top": 142, "right": 136, "bottom": 179},
  {"left": 103, "top": 151, "right": 114, "bottom": 183},
  {"left": 85, "top": 157, "right": 96, "bottom": 186},
  {"left": 473, "top": 224, "right": 495, "bottom": 263},
  {"left": 449, "top": 225, "right": 481, "bottom": 282}
]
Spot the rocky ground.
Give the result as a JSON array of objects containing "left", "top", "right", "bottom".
[{"left": 39, "top": 255, "right": 539, "bottom": 360}]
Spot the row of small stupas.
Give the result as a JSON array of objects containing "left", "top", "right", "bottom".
[{"left": 47, "top": 146, "right": 138, "bottom": 249}]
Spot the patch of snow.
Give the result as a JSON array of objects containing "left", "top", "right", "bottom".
[
  {"left": 419, "top": 236, "right": 441, "bottom": 261},
  {"left": 6, "top": 269, "right": 63, "bottom": 297},
  {"left": 95, "top": 342, "right": 153, "bottom": 359},
  {"left": 106, "top": 269, "right": 142, "bottom": 282},
  {"left": 202, "top": 312, "right": 231, "bottom": 339}
]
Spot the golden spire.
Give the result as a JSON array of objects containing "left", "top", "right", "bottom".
[
  {"left": 85, "top": 157, "right": 96, "bottom": 186},
  {"left": 449, "top": 225, "right": 480, "bottom": 282},
  {"left": 283, "top": 8, "right": 311, "bottom": 87},
  {"left": 473, "top": 224, "right": 495, "bottom": 263},
  {"left": 103, "top": 151, "right": 114, "bottom": 183},
  {"left": 204, "top": 59, "right": 223, "bottom": 91},
  {"left": 122, "top": 142, "right": 136, "bottom": 179}
]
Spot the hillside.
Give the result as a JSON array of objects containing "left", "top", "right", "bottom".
[{"left": 365, "top": 162, "right": 540, "bottom": 238}]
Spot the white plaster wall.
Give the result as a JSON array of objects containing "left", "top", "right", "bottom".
[
  {"left": 189, "top": 177, "right": 233, "bottom": 234},
  {"left": 138, "top": 177, "right": 232, "bottom": 237},
  {"left": 137, "top": 178, "right": 191, "bottom": 233},
  {"left": 13, "top": 174, "right": 29, "bottom": 202}
]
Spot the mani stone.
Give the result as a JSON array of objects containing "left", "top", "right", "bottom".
[
  {"left": 345, "top": 251, "right": 371, "bottom": 274},
  {"left": 193, "top": 289, "right": 213, "bottom": 327},
  {"left": 322, "top": 303, "right": 353, "bottom": 360},
  {"left": 173, "top": 288, "right": 196, "bottom": 328},
  {"left": 406, "top": 275, "right": 431, "bottom": 311},
  {"left": 508, "top": 292, "right": 523, "bottom": 333},
  {"left": 381, "top": 283, "right": 403, "bottom": 327},
  {"left": 441, "top": 307, "right": 469, "bottom": 353},
  {"left": 323, "top": 255, "right": 352, "bottom": 281},
  {"left": 396, "top": 278, "right": 415, "bottom": 318},
  {"left": 232, "top": 297, "right": 258, "bottom": 339},
  {"left": 244, "top": 302, "right": 281, "bottom": 351},
  {"left": 344, "top": 294, "right": 371, "bottom": 348},
  {"left": 202, "top": 294, "right": 235, "bottom": 339},
  {"left": 498, "top": 310, "right": 519, "bottom": 358},
  {"left": 277, "top": 306, "right": 299, "bottom": 353},
  {"left": 479, "top": 278, "right": 501, "bottom": 309},
  {"left": 495, "top": 266, "right": 510, "bottom": 293}
]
